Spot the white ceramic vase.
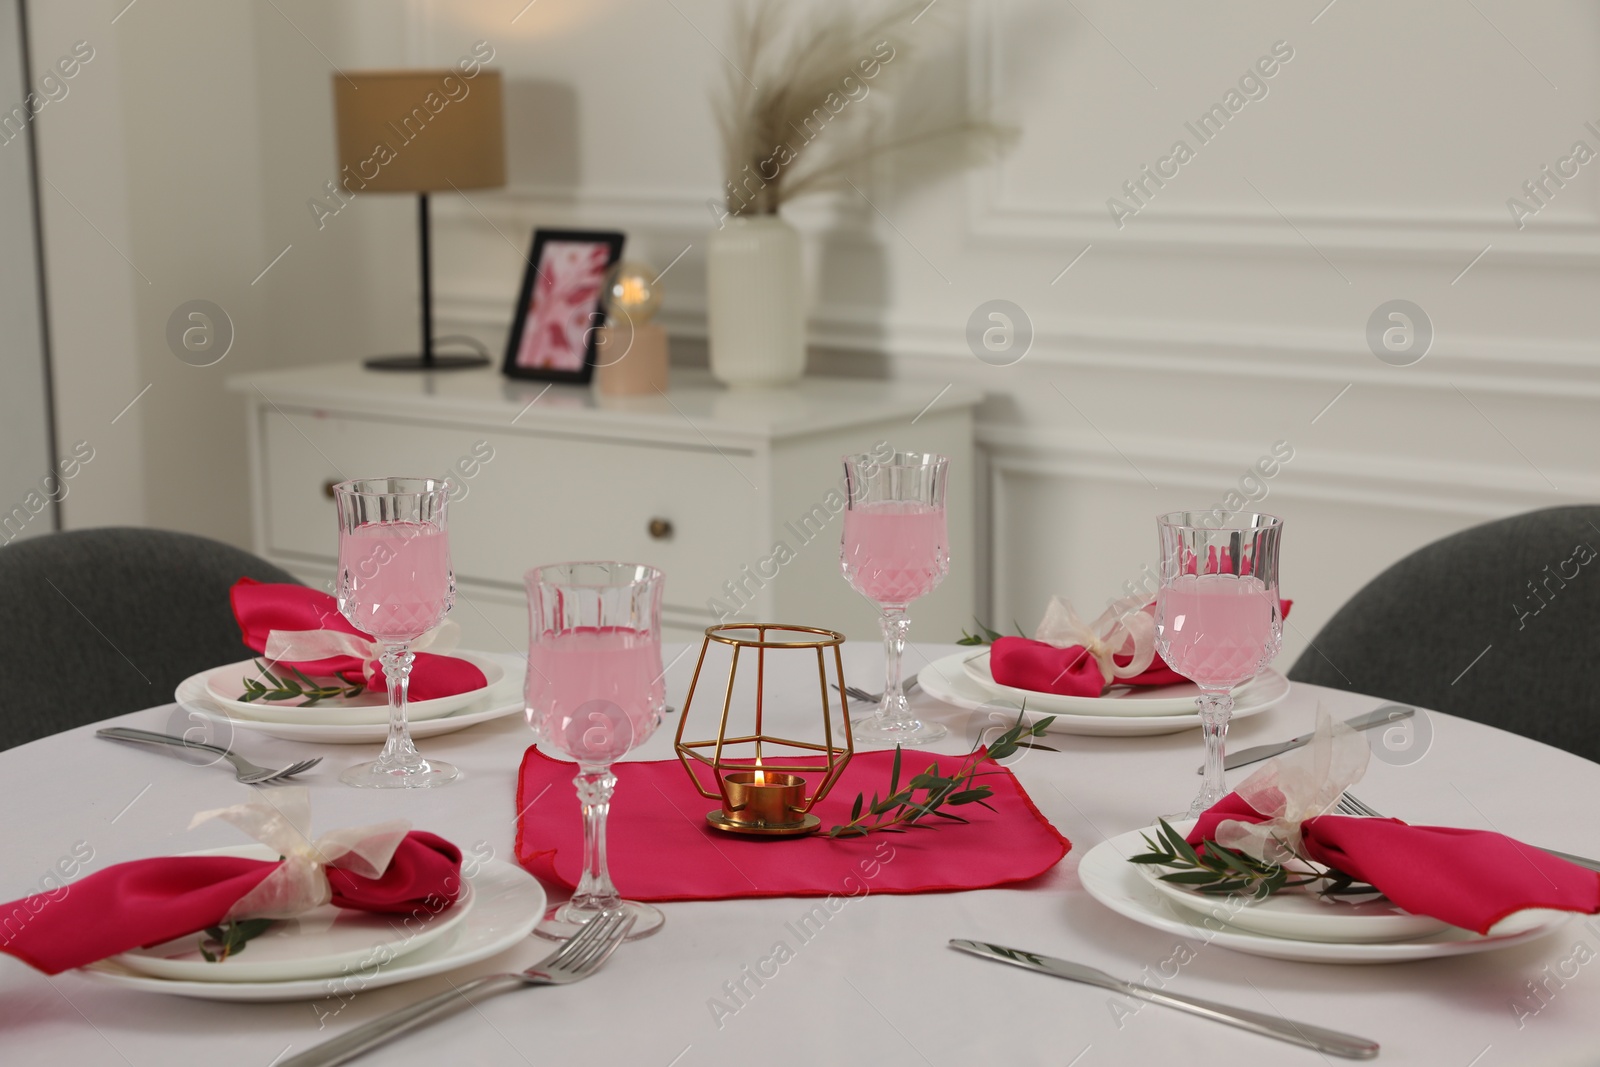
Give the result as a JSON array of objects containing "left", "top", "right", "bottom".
[{"left": 705, "top": 214, "right": 805, "bottom": 387}]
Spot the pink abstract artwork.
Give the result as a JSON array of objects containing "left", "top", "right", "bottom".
[{"left": 514, "top": 240, "right": 614, "bottom": 371}]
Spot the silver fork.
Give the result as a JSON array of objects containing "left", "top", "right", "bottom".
[
  {"left": 283, "top": 910, "right": 635, "bottom": 1067},
  {"left": 96, "top": 727, "right": 321, "bottom": 784},
  {"left": 1335, "top": 792, "right": 1600, "bottom": 873},
  {"left": 833, "top": 679, "right": 920, "bottom": 705}
]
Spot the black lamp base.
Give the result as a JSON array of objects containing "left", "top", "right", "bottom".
[{"left": 363, "top": 353, "right": 491, "bottom": 372}]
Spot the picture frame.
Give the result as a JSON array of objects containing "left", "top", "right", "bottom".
[{"left": 500, "top": 228, "right": 627, "bottom": 383}]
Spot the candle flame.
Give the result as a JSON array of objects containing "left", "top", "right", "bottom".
[{"left": 753, "top": 759, "right": 766, "bottom": 786}]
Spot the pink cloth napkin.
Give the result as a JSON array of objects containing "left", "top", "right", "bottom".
[
  {"left": 229, "top": 578, "right": 486, "bottom": 701},
  {"left": 989, "top": 599, "right": 1292, "bottom": 698},
  {"left": 0, "top": 832, "right": 463, "bottom": 975},
  {"left": 1187, "top": 792, "right": 1600, "bottom": 935},
  {"left": 515, "top": 747, "right": 1070, "bottom": 901}
]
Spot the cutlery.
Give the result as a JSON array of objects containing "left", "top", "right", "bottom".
[
  {"left": 949, "top": 940, "right": 1379, "bottom": 1059},
  {"left": 283, "top": 910, "right": 634, "bottom": 1067},
  {"left": 96, "top": 727, "right": 321, "bottom": 784},
  {"left": 1335, "top": 792, "right": 1600, "bottom": 874},
  {"left": 832, "top": 679, "right": 920, "bottom": 705},
  {"left": 1199, "top": 705, "right": 1414, "bottom": 774}
]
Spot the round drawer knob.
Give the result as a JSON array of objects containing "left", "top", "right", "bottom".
[
  {"left": 323, "top": 479, "right": 340, "bottom": 500},
  {"left": 647, "top": 517, "right": 673, "bottom": 541}
]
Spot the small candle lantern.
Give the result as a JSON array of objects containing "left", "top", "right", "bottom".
[{"left": 675, "top": 624, "right": 853, "bottom": 836}]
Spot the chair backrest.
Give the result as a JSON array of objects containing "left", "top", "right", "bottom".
[
  {"left": 0, "top": 527, "right": 301, "bottom": 749},
  {"left": 1288, "top": 505, "right": 1600, "bottom": 762}
]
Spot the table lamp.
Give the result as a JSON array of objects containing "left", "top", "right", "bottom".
[{"left": 333, "top": 70, "right": 505, "bottom": 370}]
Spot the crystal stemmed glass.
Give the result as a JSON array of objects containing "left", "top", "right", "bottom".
[
  {"left": 333, "top": 477, "right": 458, "bottom": 788},
  {"left": 525, "top": 562, "right": 667, "bottom": 941},
  {"left": 840, "top": 451, "right": 950, "bottom": 746},
  {"left": 1154, "top": 511, "right": 1284, "bottom": 819}
]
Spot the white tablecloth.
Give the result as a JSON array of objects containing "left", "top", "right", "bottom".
[{"left": 3, "top": 642, "right": 1597, "bottom": 1066}]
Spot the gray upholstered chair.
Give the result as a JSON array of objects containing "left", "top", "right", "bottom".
[
  {"left": 1289, "top": 505, "right": 1600, "bottom": 763},
  {"left": 0, "top": 527, "right": 300, "bottom": 749}
]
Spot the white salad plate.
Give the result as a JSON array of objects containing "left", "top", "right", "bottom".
[
  {"left": 959, "top": 648, "right": 1288, "bottom": 717},
  {"left": 916, "top": 652, "right": 1279, "bottom": 737},
  {"left": 82, "top": 853, "right": 545, "bottom": 1000},
  {"left": 178, "top": 651, "right": 525, "bottom": 744},
  {"left": 197, "top": 652, "right": 506, "bottom": 725},
  {"left": 113, "top": 846, "right": 473, "bottom": 982},
  {"left": 1079, "top": 826, "right": 1571, "bottom": 964}
]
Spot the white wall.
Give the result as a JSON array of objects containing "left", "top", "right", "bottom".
[
  {"left": 0, "top": 0, "right": 54, "bottom": 541},
  {"left": 28, "top": 1, "right": 144, "bottom": 532},
  {"left": 34, "top": 0, "right": 1600, "bottom": 665}
]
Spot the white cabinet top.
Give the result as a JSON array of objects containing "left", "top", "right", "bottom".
[{"left": 228, "top": 363, "right": 982, "bottom": 442}]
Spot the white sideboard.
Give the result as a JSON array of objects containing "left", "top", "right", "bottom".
[{"left": 227, "top": 365, "right": 980, "bottom": 652}]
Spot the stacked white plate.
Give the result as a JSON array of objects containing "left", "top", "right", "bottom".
[
  {"left": 916, "top": 649, "right": 1291, "bottom": 737},
  {"left": 174, "top": 650, "right": 526, "bottom": 743},
  {"left": 1078, "top": 823, "right": 1570, "bottom": 963},
  {"left": 82, "top": 845, "right": 546, "bottom": 1000}
]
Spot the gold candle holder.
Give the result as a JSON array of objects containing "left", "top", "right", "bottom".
[
  {"left": 714, "top": 770, "right": 810, "bottom": 834},
  {"left": 675, "top": 624, "right": 854, "bottom": 837}
]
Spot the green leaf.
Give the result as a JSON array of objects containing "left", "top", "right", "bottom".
[{"left": 850, "top": 794, "right": 863, "bottom": 821}]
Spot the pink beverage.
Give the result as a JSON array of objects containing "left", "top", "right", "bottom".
[
  {"left": 1157, "top": 573, "right": 1275, "bottom": 689},
  {"left": 526, "top": 628, "right": 664, "bottom": 764},
  {"left": 338, "top": 521, "right": 452, "bottom": 641},
  {"left": 841, "top": 502, "right": 949, "bottom": 605}
]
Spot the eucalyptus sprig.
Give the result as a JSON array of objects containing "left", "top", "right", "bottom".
[
  {"left": 240, "top": 660, "right": 364, "bottom": 706},
  {"left": 956, "top": 618, "right": 1027, "bottom": 646},
  {"left": 198, "top": 918, "right": 274, "bottom": 963},
  {"left": 827, "top": 710, "right": 1057, "bottom": 838},
  {"left": 1129, "top": 818, "right": 1373, "bottom": 901}
]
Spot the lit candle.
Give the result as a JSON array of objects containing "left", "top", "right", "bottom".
[{"left": 720, "top": 770, "right": 807, "bottom": 830}]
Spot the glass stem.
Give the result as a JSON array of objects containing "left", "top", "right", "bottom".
[
  {"left": 1195, "top": 690, "right": 1234, "bottom": 811},
  {"left": 377, "top": 643, "right": 421, "bottom": 768},
  {"left": 569, "top": 769, "right": 622, "bottom": 914},
  {"left": 879, "top": 609, "right": 911, "bottom": 725}
]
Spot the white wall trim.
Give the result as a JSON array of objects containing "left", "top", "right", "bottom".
[
  {"left": 981, "top": 424, "right": 1593, "bottom": 519},
  {"left": 435, "top": 287, "right": 1600, "bottom": 400},
  {"left": 962, "top": 1, "right": 1600, "bottom": 261}
]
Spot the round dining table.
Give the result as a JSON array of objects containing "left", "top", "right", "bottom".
[{"left": 3, "top": 641, "right": 1597, "bottom": 1066}]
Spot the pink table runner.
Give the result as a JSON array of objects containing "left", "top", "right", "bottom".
[{"left": 515, "top": 747, "right": 1070, "bottom": 901}]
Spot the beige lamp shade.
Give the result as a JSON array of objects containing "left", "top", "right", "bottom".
[{"left": 333, "top": 70, "right": 505, "bottom": 192}]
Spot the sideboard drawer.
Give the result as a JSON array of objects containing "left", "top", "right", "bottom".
[{"left": 259, "top": 409, "right": 761, "bottom": 611}]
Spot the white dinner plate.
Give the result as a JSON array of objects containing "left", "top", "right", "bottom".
[
  {"left": 916, "top": 652, "right": 1278, "bottom": 737},
  {"left": 178, "top": 652, "right": 526, "bottom": 744},
  {"left": 959, "top": 648, "right": 1286, "bottom": 717},
  {"left": 196, "top": 652, "right": 505, "bottom": 725},
  {"left": 81, "top": 854, "right": 545, "bottom": 1001},
  {"left": 1131, "top": 821, "right": 1451, "bottom": 943},
  {"left": 114, "top": 845, "right": 473, "bottom": 982},
  {"left": 1079, "top": 826, "right": 1571, "bottom": 963}
]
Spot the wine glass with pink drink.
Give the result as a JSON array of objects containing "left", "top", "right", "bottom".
[
  {"left": 1154, "top": 511, "right": 1284, "bottom": 819},
  {"left": 525, "top": 562, "right": 666, "bottom": 941},
  {"left": 841, "top": 451, "right": 950, "bottom": 746},
  {"left": 333, "top": 477, "right": 457, "bottom": 788}
]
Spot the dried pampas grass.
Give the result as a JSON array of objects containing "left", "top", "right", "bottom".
[{"left": 715, "top": 1, "right": 1009, "bottom": 217}]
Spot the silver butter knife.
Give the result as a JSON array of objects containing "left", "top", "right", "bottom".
[
  {"left": 1201, "top": 704, "right": 1415, "bottom": 775},
  {"left": 949, "top": 940, "right": 1379, "bottom": 1059}
]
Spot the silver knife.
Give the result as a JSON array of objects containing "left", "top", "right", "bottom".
[
  {"left": 1201, "top": 704, "right": 1415, "bottom": 775},
  {"left": 949, "top": 940, "right": 1379, "bottom": 1060}
]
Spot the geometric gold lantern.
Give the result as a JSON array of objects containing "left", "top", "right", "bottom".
[{"left": 674, "top": 624, "right": 854, "bottom": 836}]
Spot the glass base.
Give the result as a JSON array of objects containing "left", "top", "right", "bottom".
[
  {"left": 1163, "top": 785, "right": 1225, "bottom": 824},
  {"left": 339, "top": 756, "right": 458, "bottom": 789},
  {"left": 850, "top": 713, "right": 948, "bottom": 747},
  {"left": 535, "top": 899, "right": 664, "bottom": 942}
]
